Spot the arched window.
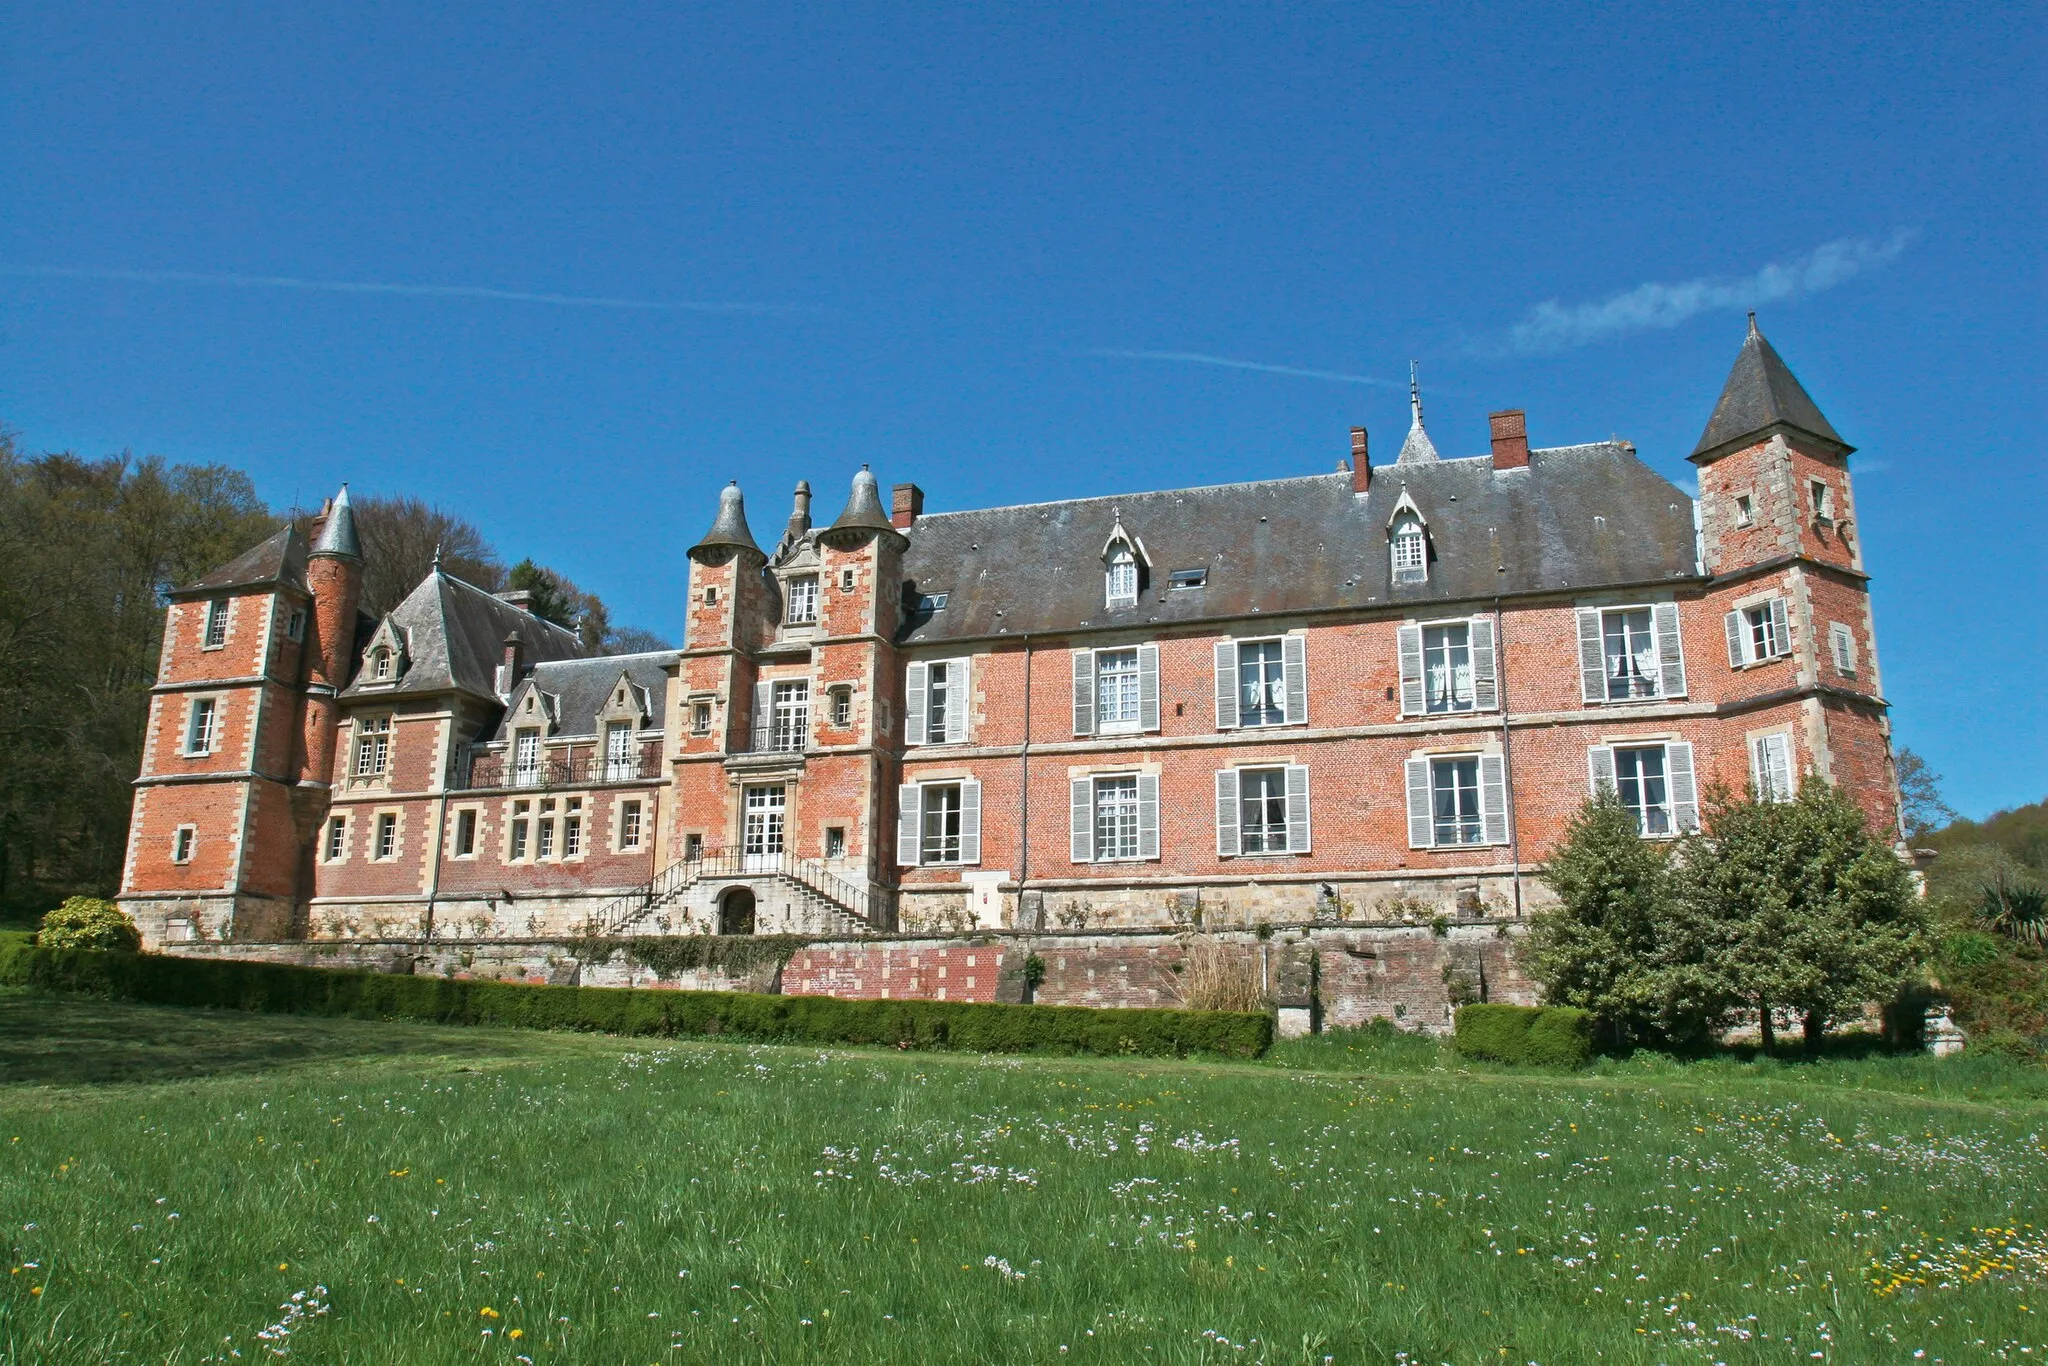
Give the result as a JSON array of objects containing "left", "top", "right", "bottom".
[
  {"left": 372, "top": 647, "right": 393, "bottom": 679},
  {"left": 1391, "top": 516, "right": 1427, "bottom": 584},
  {"left": 1106, "top": 542, "right": 1139, "bottom": 608}
]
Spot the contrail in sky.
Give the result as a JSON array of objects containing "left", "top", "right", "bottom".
[
  {"left": 0, "top": 264, "right": 791, "bottom": 314},
  {"left": 1084, "top": 348, "right": 1403, "bottom": 388}
]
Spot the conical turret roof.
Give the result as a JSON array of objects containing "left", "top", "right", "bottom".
[
  {"left": 311, "top": 483, "right": 361, "bottom": 559},
  {"left": 688, "top": 482, "right": 765, "bottom": 563},
  {"left": 823, "top": 466, "right": 906, "bottom": 547},
  {"left": 1690, "top": 316, "right": 1849, "bottom": 460}
]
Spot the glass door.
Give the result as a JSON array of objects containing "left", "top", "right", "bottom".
[{"left": 742, "top": 784, "right": 786, "bottom": 871}]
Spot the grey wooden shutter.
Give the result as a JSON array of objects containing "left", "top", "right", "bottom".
[
  {"left": 1137, "top": 773, "right": 1160, "bottom": 860},
  {"left": 1284, "top": 763, "right": 1311, "bottom": 854},
  {"left": 1069, "top": 777, "right": 1093, "bottom": 862},
  {"left": 1137, "top": 643, "right": 1160, "bottom": 731},
  {"left": 1469, "top": 616, "right": 1498, "bottom": 711},
  {"left": 904, "top": 662, "right": 929, "bottom": 745},
  {"left": 1396, "top": 623, "right": 1425, "bottom": 716},
  {"left": 1768, "top": 733, "right": 1794, "bottom": 801},
  {"left": 1767, "top": 597, "right": 1791, "bottom": 659},
  {"left": 1587, "top": 745, "right": 1616, "bottom": 798},
  {"left": 959, "top": 779, "right": 982, "bottom": 864},
  {"left": 1724, "top": 611, "right": 1747, "bottom": 668},
  {"left": 1575, "top": 608, "right": 1606, "bottom": 703},
  {"left": 1479, "top": 753, "right": 1508, "bottom": 846},
  {"left": 752, "top": 681, "right": 772, "bottom": 747},
  {"left": 943, "top": 659, "right": 969, "bottom": 744},
  {"left": 1214, "top": 768, "right": 1241, "bottom": 857},
  {"left": 1667, "top": 742, "right": 1699, "bottom": 833},
  {"left": 1404, "top": 758, "right": 1432, "bottom": 849},
  {"left": 896, "top": 784, "right": 922, "bottom": 867},
  {"left": 1213, "top": 641, "right": 1239, "bottom": 729},
  {"left": 1071, "top": 650, "right": 1094, "bottom": 736},
  {"left": 1282, "top": 634, "right": 1308, "bottom": 725},
  {"left": 1653, "top": 602, "right": 1686, "bottom": 698}
]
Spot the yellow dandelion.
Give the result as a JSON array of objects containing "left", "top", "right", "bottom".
[{"left": 480, "top": 1306, "right": 501, "bottom": 1319}]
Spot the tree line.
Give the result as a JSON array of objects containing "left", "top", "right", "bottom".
[{"left": 0, "top": 431, "right": 666, "bottom": 920}]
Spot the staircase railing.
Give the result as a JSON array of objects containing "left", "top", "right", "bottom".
[{"left": 579, "top": 848, "right": 874, "bottom": 938}]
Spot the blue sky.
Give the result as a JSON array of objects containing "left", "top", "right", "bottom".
[{"left": 2, "top": 3, "right": 2041, "bottom": 818}]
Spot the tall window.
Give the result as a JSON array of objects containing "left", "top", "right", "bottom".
[
  {"left": 620, "top": 800, "right": 643, "bottom": 850},
  {"left": 375, "top": 813, "right": 397, "bottom": 860},
  {"left": 1751, "top": 733, "right": 1794, "bottom": 803},
  {"left": 454, "top": 809, "right": 477, "bottom": 857},
  {"left": 770, "top": 681, "right": 809, "bottom": 752},
  {"left": 354, "top": 716, "right": 391, "bottom": 776},
  {"left": 1430, "top": 757, "right": 1483, "bottom": 846},
  {"left": 1238, "top": 640, "right": 1285, "bottom": 727},
  {"left": 510, "top": 801, "right": 531, "bottom": 859},
  {"left": 824, "top": 826, "right": 845, "bottom": 858},
  {"left": 563, "top": 798, "right": 583, "bottom": 857},
  {"left": 691, "top": 702, "right": 712, "bottom": 736},
  {"left": 1106, "top": 544, "right": 1138, "bottom": 608},
  {"left": 1094, "top": 776, "right": 1141, "bottom": 860},
  {"left": 513, "top": 729, "right": 542, "bottom": 786},
  {"left": 927, "top": 662, "right": 953, "bottom": 740},
  {"left": 1423, "top": 623, "right": 1474, "bottom": 714},
  {"left": 920, "top": 782, "right": 964, "bottom": 864},
  {"left": 1095, "top": 649, "right": 1141, "bottom": 730},
  {"left": 605, "top": 722, "right": 636, "bottom": 781},
  {"left": 285, "top": 608, "right": 306, "bottom": 641},
  {"left": 204, "top": 599, "right": 229, "bottom": 648},
  {"left": 787, "top": 575, "right": 819, "bottom": 625},
  {"left": 185, "top": 698, "right": 218, "bottom": 755},
  {"left": 1830, "top": 623, "right": 1857, "bottom": 676},
  {"left": 172, "top": 827, "right": 196, "bottom": 863},
  {"left": 372, "top": 647, "right": 394, "bottom": 680},
  {"left": 1743, "top": 604, "right": 1783, "bottom": 661},
  {"left": 537, "top": 799, "right": 557, "bottom": 859},
  {"left": 324, "top": 816, "right": 346, "bottom": 862},
  {"left": 1391, "top": 517, "right": 1427, "bottom": 584},
  {"left": 683, "top": 831, "right": 704, "bottom": 862},
  {"left": 831, "top": 686, "right": 853, "bottom": 727},
  {"left": 1238, "top": 768, "right": 1289, "bottom": 854},
  {"left": 1602, "top": 609, "right": 1659, "bottom": 701},
  {"left": 1810, "top": 479, "right": 1834, "bottom": 522},
  {"left": 1613, "top": 745, "right": 1672, "bottom": 836}
]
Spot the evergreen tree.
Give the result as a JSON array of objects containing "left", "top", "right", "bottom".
[{"left": 1524, "top": 792, "right": 1673, "bottom": 1049}]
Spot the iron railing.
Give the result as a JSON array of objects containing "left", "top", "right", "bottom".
[
  {"left": 733, "top": 718, "right": 810, "bottom": 756},
  {"left": 581, "top": 847, "right": 873, "bottom": 937},
  {"left": 452, "top": 745, "right": 663, "bottom": 791}
]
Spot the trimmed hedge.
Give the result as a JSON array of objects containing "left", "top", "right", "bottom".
[
  {"left": 1453, "top": 1003, "right": 1595, "bottom": 1069},
  {"left": 0, "top": 943, "right": 1271, "bottom": 1060}
]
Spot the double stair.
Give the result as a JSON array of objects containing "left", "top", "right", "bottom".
[{"left": 582, "top": 850, "right": 876, "bottom": 939}]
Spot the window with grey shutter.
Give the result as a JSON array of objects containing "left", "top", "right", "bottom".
[
  {"left": 1768, "top": 598, "right": 1790, "bottom": 658},
  {"left": 1214, "top": 768, "right": 1241, "bottom": 856},
  {"left": 1396, "top": 623, "right": 1425, "bottom": 716},
  {"left": 1653, "top": 602, "right": 1686, "bottom": 698},
  {"left": 1069, "top": 777, "right": 1093, "bottom": 862},
  {"left": 896, "top": 784, "right": 921, "bottom": 867},
  {"left": 958, "top": 779, "right": 982, "bottom": 863},
  {"left": 1138, "top": 643, "right": 1160, "bottom": 731},
  {"left": 1137, "top": 773, "right": 1160, "bottom": 860},
  {"left": 1724, "top": 611, "right": 1747, "bottom": 667},
  {"left": 1281, "top": 635, "right": 1307, "bottom": 725},
  {"left": 1587, "top": 744, "right": 1617, "bottom": 797},
  {"left": 1751, "top": 732, "right": 1794, "bottom": 803},
  {"left": 1575, "top": 609, "right": 1605, "bottom": 703},
  {"left": 904, "top": 662, "right": 929, "bottom": 745},
  {"left": 1284, "top": 763, "right": 1311, "bottom": 854},
  {"left": 1213, "top": 641, "right": 1239, "bottom": 729},
  {"left": 1404, "top": 758, "right": 1432, "bottom": 849},
  {"left": 1480, "top": 753, "right": 1509, "bottom": 845},
  {"left": 1667, "top": 742, "right": 1699, "bottom": 832},
  {"left": 1071, "top": 650, "right": 1095, "bottom": 736},
  {"left": 943, "top": 659, "right": 969, "bottom": 744},
  {"left": 1469, "top": 616, "right": 1498, "bottom": 711},
  {"left": 752, "top": 681, "right": 772, "bottom": 750}
]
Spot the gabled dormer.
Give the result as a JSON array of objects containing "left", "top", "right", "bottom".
[
  {"left": 1102, "top": 514, "right": 1149, "bottom": 610},
  {"left": 506, "top": 678, "right": 562, "bottom": 735},
  {"left": 359, "top": 620, "right": 410, "bottom": 687},
  {"left": 1387, "top": 487, "right": 1430, "bottom": 585}
]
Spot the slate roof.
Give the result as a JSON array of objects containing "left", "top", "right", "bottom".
[
  {"left": 897, "top": 443, "right": 1698, "bottom": 644},
  {"left": 1691, "top": 319, "right": 1848, "bottom": 458},
  {"left": 489, "top": 651, "right": 680, "bottom": 741},
  {"left": 172, "top": 526, "right": 308, "bottom": 598},
  {"left": 689, "top": 482, "right": 764, "bottom": 562},
  {"left": 342, "top": 572, "right": 585, "bottom": 702},
  {"left": 311, "top": 483, "right": 361, "bottom": 559}
]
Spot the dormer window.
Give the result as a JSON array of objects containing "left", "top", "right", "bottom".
[
  {"left": 372, "top": 648, "right": 393, "bottom": 680},
  {"left": 1391, "top": 516, "right": 1427, "bottom": 584},
  {"left": 786, "top": 575, "right": 819, "bottom": 625},
  {"left": 1106, "top": 543, "right": 1138, "bottom": 608}
]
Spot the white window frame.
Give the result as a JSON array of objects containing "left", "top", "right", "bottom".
[
  {"left": 1810, "top": 478, "right": 1834, "bottom": 524},
  {"left": 1094, "top": 647, "right": 1143, "bottom": 734},
  {"left": 1577, "top": 603, "right": 1686, "bottom": 704},
  {"left": 618, "top": 799, "right": 644, "bottom": 852},
  {"left": 1734, "top": 493, "right": 1755, "bottom": 528},
  {"left": 896, "top": 778, "right": 982, "bottom": 868},
  {"left": 184, "top": 696, "right": 219, "bottom": 756},
  {"left": 1398, "top": 617, "right": 1499, "bottom": 717},
  {"left": 786, "top": 574, "right": 820, "bottom": 625},
  {"left": 1069, "top": 646, "right": 1159, "bottom": 737},
  {"left": 171, "top": 825, "right": 197, "bottom": 864},
  {"left": 203, "top": 599, "right": 230, "bottom": 649},
  {"left": 1587, "top": 741, "right": 1698, "bottom": 838},
  {"left": 1391, "top": 517, "right": 1427, "bottom": 584},
  {"left": 452, "top": 807, "right": 479, "bottom": 859},
  {"left": 1403, "top": 752, "right": 1509, "bottom": 849},
  {"left": 353, "top": 715, "right": 392, "bottom": 777},
  {"left": 1105, "top": 543, "right": 1139, "bottom": 609},
  {"left": 1214, "top": 764, "right": 1311, "bottom": 858},
  {"left": 829, "top": 685, "right": 853, "bottom": 727},
  {"left": 1069, "top": 771, "right": 1160, "bottom": 863},
  {"left": 323, "top": 814, "right": 348, "bottom": 863},
  {"left": 1724, "top": 596, "right": 1792, "bottom": 668},
  {"left": 562, "top": 798, "right": 584, "bottom": 859},
  {"left": 1214, "top": 635, "right": 1306, "bottom": 730},
  {"left": 1750, "top": 731, "right": 1795, "bottom": 804},
  {"left": 284, "top": 608, "right": 306, "bottom": 642},
  {"left": 513, "top": 728, "right": 543, "bottom": 787},
  {"left": 373, "top": 811, "right": 399, "bottom": 861},
  {"left": 1829, "top": 622, "right": 1858, "bottom": 677},
  {"left": 604, "top": 721, "right": 637, "bottom": 782},
  {"left": 508, "top": 800, "right": 532, "bottom": 861}
]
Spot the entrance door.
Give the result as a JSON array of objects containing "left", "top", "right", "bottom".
[
  {"left": 742, "top": 784, "right": 786, "bottom": 872},
  {"left": 719, "top": 887, "right": 757, "bottom": 936}
]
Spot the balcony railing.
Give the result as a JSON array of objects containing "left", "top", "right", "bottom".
[
  {"left": 452, "top": 745, "right": 663, "bottom": 791},
  {"left": 733, "top": 716, "right": 811, "bottom": 756}
]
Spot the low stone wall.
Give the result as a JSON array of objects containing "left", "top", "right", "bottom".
[{"left": 162, "top": 920, "right": 1540, "bottom": 1034}]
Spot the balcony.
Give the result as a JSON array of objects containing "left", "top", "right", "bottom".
[{"left": 453, "top": 746, "right": 662, "bottom": 791}]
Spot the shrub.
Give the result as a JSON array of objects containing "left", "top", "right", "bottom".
[
  {"left": 1453, "top": 1003, "right": 1594, "bottom": 1069},
  {"left": 37, "top": 897, "right": 140, "bottom": 952},
  {"left": 1178, "top": 936, "right": 1268, "bottom": 1013},
  {"left": 0, "top": 943, "right": 1272, "bottom": 1059}
]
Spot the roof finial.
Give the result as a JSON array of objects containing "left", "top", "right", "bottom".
[
  {"left": 432, "top": 541, "right": 443, "bottom": 572},
  {"left": 1409, "top": 360, "right": 1423, "bottom": 425},
  {"left": 1747, "top": 310, "right": 1758, "bottom": 336},
  {"left": 1396, "top": 361, "right": 1440, "bottom": 464}
]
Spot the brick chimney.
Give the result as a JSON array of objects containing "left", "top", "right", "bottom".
[
  {"left": 891, "top": 482, "right": 924, "bottom": 529},
  {"left": 1489, "top": 410, "right": 1530, "bottom": 471},
  {"left": 1349, "top": 427, "right": 1371, "bottom": 493},
  {"left": 497, "top": 630, "right": 525, "bottom": 698}
]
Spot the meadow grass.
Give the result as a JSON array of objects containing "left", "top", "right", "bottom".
[{"left": 4, "top": 988, "right": 2047, "bottom": 1363}]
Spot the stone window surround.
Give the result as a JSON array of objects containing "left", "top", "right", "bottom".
[
  {"left": 448, "top": 803, "right": 484, "bottom": 860},
  {"left": 1745, "top": 723, "right": 1798, "bottom": 803},
  {"left": 369, "top": 807, "right": 404, "bottom": 863},
  {"left": 170, "top": 824, "right": 198, "bottom": 864},
  {"left": 1726, "top": 589, "right": 1793, "bottom": 671},
  {"left": 182, "top": 693, "right": 225, "bottom": 757},
  {"left": 201, "top": 598, "right": 231, "bottom": 651},
  {"left": 614, "top": 795, "right": 649, "bottom": 854},
  {"left": 323, "top": 812, "right": 351, "bottom": 864}
]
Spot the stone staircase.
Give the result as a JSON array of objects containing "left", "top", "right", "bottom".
[{"left": 582, "top": 851, "right": 877, "bottom": 939}]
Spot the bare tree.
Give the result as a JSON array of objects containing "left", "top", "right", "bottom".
[{"left": 347, "top": 496, "right": 504, "bottom": 616}]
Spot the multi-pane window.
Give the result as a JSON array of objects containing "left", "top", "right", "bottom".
[
  {"left": 354, "top": 716, "right": 391, "bottom": 776},
  {"left": 1094, "top": 776, "right": 1141, "bottom": 860},
  {"left": 1095, "top": 649, "right": 1141, "bottom": 730},
  {"left": 1106, "top": 544, "right": 1138, "bottom": 607},
  {"left": 1743, "top": 604, "right": 1782, "bottom": 660},
  {"left": 920, "top": 783, "right": 964, "bottom": 864},
  {"left": 770, "top": 681, "right": 809, "bottom": 752},
  {"left": 537, "top": 799, "right": 557, "bottom": 859},
  {"left": 824, "top": 826, "right": 845, "bottom": 858},
  {"left": 1391, "top": 517, "right": 1427, "bottom": 584},
  {"left": 324, "top": 816, "right": 346, "bottom": 862},
  {"left": 786, "top": 575, "right": 819, "bottom": 625},
  {"left": 513, "top": 729, "right": 542, "bottom": 786},
  {"left": 1725, "top": 598, "right": 1790, "bottom": 668},
  {"left": 1238, "top": 768, "right": 1289, "bottom": 854},
  {"left": 563, "top": 798, "right": 582, "bottom": 857},
  {"left": 927, "top": 662, "right": 954, "bottom": 739},
  {"left": 285, "top": 608, "right": 306, "bottom": 641},
  {"left": 375, "top": 813, "right": 397, "bottom": 860},
  {"left": 1751, "top": 733, "right": 1794, "bottom": 803},
  {"left": 173, "top": 827, "right": 196, "bottom": 863},
  {"left": 1430, "top": 757, "right": 1484, "bottom": 846},
  {"left": 1613, "top": 745, "right": 1672, "bottom": 837},
  {"left": 1602, "top": 609, "right": 1659, "bottom": 701},
  {"left": 831, "top": 687, "right": 852, "bottom": 727},
  {"left": 454, "top": 809, "right": 477, "bottom": 857},
  {"left": 1238, "top": 640, "right": 1285, "bottom": 726},
  {"left": 185, "top": 698, "right": 218, "bottom": 755},
  {"left": 372, "top": 648, "right": 394, "bottom": 680},
  {"left": 605, "top": 722, "right": 636, "bottom": 781},
  {"left": 683, "top": 832, "right": 704, "bottom": 862},
  {"left": 1423, "top": 623, "right": 1474, "bottom": 713},
  {"left": 620, "top": 801, "right": 643, "bottom": 850},
  {"left": 692, "top": 702, "right": 712, "bottom": 736},
  {"left": 839, "top": 568, "right": 855, "bottom": 593},
  {"left": 509, "top": 801, "right": 531, "bottom": 859},
  {"left": 1580, "top": 604, "right": 1685, "bottom": 705},
  {"left": 204, "top": 599, "right": 229, "bottom": 648}
]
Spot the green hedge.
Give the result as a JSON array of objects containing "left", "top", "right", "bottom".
[
  {"left": 0, "top": 943, "right": 1271, "bottom": 1060},
  {"left": 1453, "top": 1003, "right": 1594, "bottom": 1069}
]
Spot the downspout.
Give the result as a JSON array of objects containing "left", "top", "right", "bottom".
[
  {"left": 1017, "top": 635, "right": 1034, "bottom": 900},
  {"left": 1494, "top": 596, "right": 1522, "bottom": 919}
]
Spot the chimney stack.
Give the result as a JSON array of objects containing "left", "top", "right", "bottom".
[
  {"left": 1349, "top": 427, "right": 1371, "bottom": 493},
  {"left": 1489, "top": 410, "right": 1530, "bottom": 471},
  {"left": 891, "top": 482, "right": 925, "bottom": 529},
  {"left": 498, "top": 630, "right": 526, "bottom": 698}
]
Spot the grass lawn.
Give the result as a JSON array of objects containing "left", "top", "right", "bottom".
[{"left": 3, "top": 988, "right": 2046, "bottom": 1363}]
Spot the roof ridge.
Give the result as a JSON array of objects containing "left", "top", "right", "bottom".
[
  {"left": 433, "top": 570, "right": 581, "bottom": 640},
  {"left": 914, "top": 469, "right": 1351, "bottom": 520}
]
